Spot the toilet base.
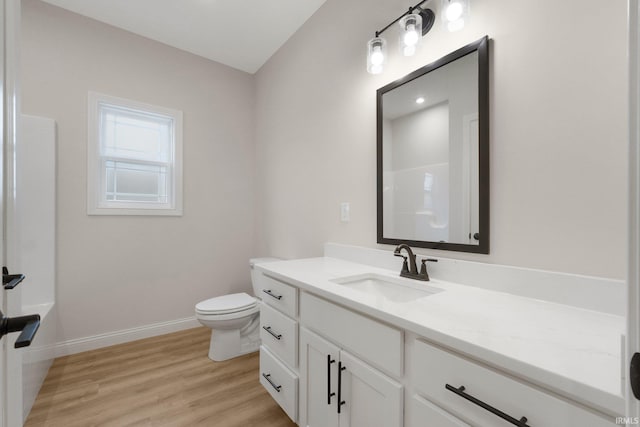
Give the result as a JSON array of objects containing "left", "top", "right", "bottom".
[{"left": 208, "top": 324, "right": 260, "bottom": 361}]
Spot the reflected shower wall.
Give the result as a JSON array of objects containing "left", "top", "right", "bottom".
[{"left": 383, "top": 102, "right": 450, "bottom": 242}]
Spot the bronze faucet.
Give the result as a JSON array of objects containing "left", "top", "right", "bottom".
[{"left": 393, "top": 244, "right": 438, "bottom": 281}]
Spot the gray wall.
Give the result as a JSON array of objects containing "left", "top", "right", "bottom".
[
  {"left": 254, "top": 0, "right": 628, "bottom": 279},
  {"left": 21, "top": 0, "right": 256, "bottom": 342}
]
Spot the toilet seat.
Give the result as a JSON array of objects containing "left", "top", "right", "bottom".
[{"left": 195, "top": 293, "right": 257, "bottom": 315}]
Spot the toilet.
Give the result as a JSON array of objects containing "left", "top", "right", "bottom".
[{"left": 195, "top": 257, "right": 281, "bottom": 361}]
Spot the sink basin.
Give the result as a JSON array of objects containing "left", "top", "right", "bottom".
[{"left": 330, "top": 273, "right": 443, "bottom": 303}]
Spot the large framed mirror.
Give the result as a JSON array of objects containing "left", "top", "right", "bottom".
[{"left": 377, "top": 36, "right": 489, "bottom": 254}]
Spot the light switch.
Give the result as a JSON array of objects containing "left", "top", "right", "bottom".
[{"left": 340, "top": 202, "right": 350, "bottom": 222}]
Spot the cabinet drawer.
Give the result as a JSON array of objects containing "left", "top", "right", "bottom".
[
  {"left": 259, "top": 274, "right": 297, "bottom": 318},
  {"left": 260, "top": 346, "right": 298, "bottom": 422},
  {"left": 412, "top": 340, "right": 615, "bottom": 427},
  {"left": 300, "top": 292, "right": 402, "bottom": 377},
  {"left": 409, "top": 395, "right": 470, "bottom": 427},
  {"left": 260, "top": 303, "right": 298, "bottom": 368}
]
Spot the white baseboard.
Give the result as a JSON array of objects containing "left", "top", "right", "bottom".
[{"left": 54, "top": 316, "right": 201, "bottom": 357}]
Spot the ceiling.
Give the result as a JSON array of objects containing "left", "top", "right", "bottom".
[{"left": 40, "top": 0, "right": 326, "bottom": 74}]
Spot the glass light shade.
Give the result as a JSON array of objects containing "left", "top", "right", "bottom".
[
  {"left": 441, "top": 0, "right": 469, "bottom": 32},
  {"left": 367, "top": 37, "right": 387, "bottom": 74},
  {"left": 399, "top": 14, "right": 422, "bottom": 57}
]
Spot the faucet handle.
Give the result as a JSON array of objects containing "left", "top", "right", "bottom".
[
  {"left": 419, "top": 258, "right": 438, "bottom": 276},
  {"left": 394, "top": 253, "right": 409, "bottom": 273}
]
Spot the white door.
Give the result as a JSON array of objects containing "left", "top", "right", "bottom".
[
  {"left": 337, "top": 350, "right": 403, "bottom": 427},
  {"left": 2, "top": 1, "right": 22, "bottom": 426},
  {"left": 300, "top": 327, "right": 340, "bottom": 427},
  {"left": 628, "top": 0, "right": 640, "bottom": 421},
  {"left": 0, "top": 0, "right": 6, "bottom": 423}
]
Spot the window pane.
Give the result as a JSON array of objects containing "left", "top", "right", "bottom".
[
  {"left": 99, "top": 103, "right": 173, "bottom": 163},
  {"left": 104, "top": 160, "right": 169, "bottom": 204}
]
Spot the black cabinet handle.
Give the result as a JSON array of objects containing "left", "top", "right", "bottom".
[
  {"left": 262, "top": 289, "right": 283, "bottom": 300},
  {"left": 262, "top": 326, "right": 282, "bottom": 340},
  {"left": 262, "top": 373, "right": 282, "bottom": 392},
  {"left": 337, "top": 361, "right": 346, "bottom": 414},
  {"left": 445, "top": 384, "right": 530, "bottom": 427},
  {"left": 3, "top": 267, "right": 25, "bottom": 290},
  {"left": 327, "top": 355, "right": 336, "bottom": 404},
  {"left": 0, "top": 310, "right": 41, "bottom": 349}
]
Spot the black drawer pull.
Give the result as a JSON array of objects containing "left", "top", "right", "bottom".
[
  {"left": 262, "top": 326, "right": 282, "bottom": 340},
  {"left": 262, "top": 373, "right": 282, "bottom": 392},
  {"left": 262, "top": 289, "right": 283, "bottom": 300},
  {"left": 445, "top": 384, "right": 530, "bottom": 427}
]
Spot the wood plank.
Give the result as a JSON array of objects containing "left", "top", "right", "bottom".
[{"left": 25, "top": 327, "right": 297, "bottom": 427}]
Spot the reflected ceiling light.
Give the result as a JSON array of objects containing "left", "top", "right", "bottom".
[
  {"left": 416, "top": 97, "right": 425, "bottom": 104},
  {"left": 366, "top": 0, "right": 447, "bottom": 74},
  {"left": 442, "top": 0, "right": 469, "bottom": 32}
]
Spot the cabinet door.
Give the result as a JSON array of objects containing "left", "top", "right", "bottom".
[
  {"left": 409, "top": 395, "right": 470, "bottom": 427},
  {"left": 338, "top": 350, "right": 403, "bottom": 427},
  {"left": 300, "top": 327, "right": 340, "bottom": 427}
]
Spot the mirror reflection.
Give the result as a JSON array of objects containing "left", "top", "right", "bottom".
[{"left": 377, "top": 37, "right": 488, "bottom": 253}]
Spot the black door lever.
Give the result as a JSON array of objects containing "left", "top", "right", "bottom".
[
  {"left": 0, "top": 309, "right": 40, "bottom": 348},
  {"left": 2, "top": 266, "right": 25, "bottom": 290}
]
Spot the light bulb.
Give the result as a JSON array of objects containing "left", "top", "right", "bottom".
[
  {"left": 370, "top": 46, "right": 384, "bottom": 66},
  {"left": 403, "top": 45, "right": 416, "bottom": 56},
  {"left": 416, "top": 97, "right": 425, "bottom": 104},
  {"left": 403, "top": 24, "right": 419, "bottom": 46},
  {"left": 447, "top": 19, "right": 465, "bottom": 32},
  {"left": 445, "top": 1, "right": 463, "bottom": 22},
  {"left": 367, "top": 37, "right": 386, "bottom": 74},
  {"left": 398, "top": 14, "right": 422, "bottom": 57},
  {"left": 441, "top": 0, "right": 468, "bottom": 32},
  {"left": 370, "top": 64, "right": 383, "bottom": 75}
]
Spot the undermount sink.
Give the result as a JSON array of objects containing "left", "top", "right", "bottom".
[{"left": 330, "top": 273, "right": 443, "bottom": 303}]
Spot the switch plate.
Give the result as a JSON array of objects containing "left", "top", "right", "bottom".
[{"left": 340, "top": 202, "right": 350, "bottom": 222}]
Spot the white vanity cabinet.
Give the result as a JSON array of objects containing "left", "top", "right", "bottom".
[
  {"left": 409, "top": 395, "right": 470, "bottom": 427},
  {"left": 300, "top": 327, "right": 403, "bottom": 427},
  {"left": 411, "top": 339, "right": 616, "bottom": 427},
  {"left": 256, "top": 264, "right": 618, "bottom": 427},
  {"left": 257, "top": 273, "right": 299, "bottom": 422}
]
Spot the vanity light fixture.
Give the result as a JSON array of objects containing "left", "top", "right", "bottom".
[
  {"left": 367, "top": 37, "right": 387, "bottom": 75},
  {"left": 442, "top": 0, "right": 469, "bottom": 32},
  {"left": 367, "top": 0, "right": 440, "bottom": 74},
  {"left": 399, "top": 13, "right": 422, "bottom": 57}
]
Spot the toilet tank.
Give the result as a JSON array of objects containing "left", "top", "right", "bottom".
[{"left": 250, "top": 257, "right": 282, "bottom": 298}]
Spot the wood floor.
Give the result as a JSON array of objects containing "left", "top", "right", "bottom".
[{"left": 25, "top": 327, "right": 297, "bottom": 427}]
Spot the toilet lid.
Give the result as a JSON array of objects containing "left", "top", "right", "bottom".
[{"left": 196, "top": 293, "right": 257, "bottom": 315}]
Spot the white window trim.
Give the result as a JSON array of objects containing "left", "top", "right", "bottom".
[{"left": 87, "top": 92, "right": 183, "bottom": 216}]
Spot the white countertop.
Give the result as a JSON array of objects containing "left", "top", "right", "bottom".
[{"left": 257, "top": 257, "right": 625, "bottom": 416}]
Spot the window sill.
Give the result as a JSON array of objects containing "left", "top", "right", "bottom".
[{"left": 87, "top": 206, "right": 183, "bottom": 216}]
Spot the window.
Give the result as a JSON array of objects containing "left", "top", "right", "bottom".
[{"left": 88, "top": 92, "right": 183, "bottom": 215}]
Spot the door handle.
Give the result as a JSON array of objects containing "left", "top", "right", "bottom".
[
  {"left": 327, "top": 355, "right": 336, "bottom": 404},
  {"left": 337, "top": 361, "right": 346, "bottom": 414},
  {"left": 2, "top": 267, "right": 25, "bottom": 290},
  {"left": 0, "top": 309, "right": 41, "bottom": 348}
]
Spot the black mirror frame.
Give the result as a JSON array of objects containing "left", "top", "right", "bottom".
[{"left": 376, "top": 36, "right": 490, "bottom": 254}]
